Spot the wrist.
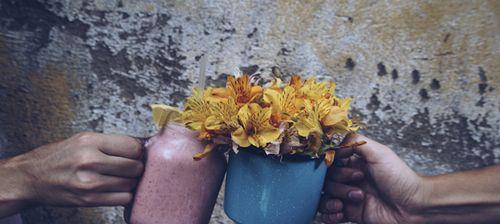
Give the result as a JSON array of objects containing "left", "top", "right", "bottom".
[
  {"left": 0, "top": 155, "right": 37, "bottom": 208},
  {"left": 406, "top": 176, "right": 436, "bottom": 224},
  {"left": 397, "top": 175, "right": 435, "bottom": 224}
]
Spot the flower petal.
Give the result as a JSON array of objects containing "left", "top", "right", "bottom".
[
  {"left": 256, "top": 127, "right": 281, "bottom": 147},
  {"left": 205, "top": 115, "right": 222, "bottom": 130},
  {"left": 193, "top": 144, "right": 216, "bottom": 161},
  {"left": 322, "top": 106, "right": 348, "bottom": 126},
  {"left": 231, "top": 127, "right": 251, "bottom": 147},
  {"left": 324, "top": 150, "right": 336, "bottom": 167},
  {"left": 151, "top": 104, "right": 182, "bottom": 129}
]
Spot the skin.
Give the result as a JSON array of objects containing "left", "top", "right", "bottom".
[
  {"left": 0, "top": 132, "right": 144, "bottom": 218},
  {"left": 319, "top": 134, "right": 500, "bottom": 224}
]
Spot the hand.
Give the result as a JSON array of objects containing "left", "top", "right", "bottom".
[
  {"left": 6, "top": 132, "right": 144, "bottom": 208},
  {"left": 319, "top": 134, "right": 427, "bottom": 224}
]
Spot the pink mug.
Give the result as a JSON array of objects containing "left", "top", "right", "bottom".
[{"left": 130, "top": 123, "right": 226, "bottom": 224}]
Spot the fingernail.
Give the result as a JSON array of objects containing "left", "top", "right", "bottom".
[
  {"left": 348, "top": 190, "right": 364, "bottom": 201},
  {"left": 327, "top": 200, "right": 336, "bottom": 210},
  {"left": 337, "top": 213, "right": 343, "bottom": 219},
  {"left": 352, "top": 172, "right": 364, "bottom": 180},
  {"left": 322, "top": 213, "right": 331, "bottom": 222},
  {"left": 328, "top": 213, "right": 343, "bottom": 222}
]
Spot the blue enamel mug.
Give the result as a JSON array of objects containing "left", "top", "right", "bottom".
[{"left": 224, "top": 149, "right": 328, "bottom": 224}]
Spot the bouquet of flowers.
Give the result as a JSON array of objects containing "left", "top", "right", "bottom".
[{"left": 165, "top": 74, "right": 362, "bottom": 164}]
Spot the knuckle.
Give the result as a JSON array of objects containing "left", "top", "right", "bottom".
[
  {"left": 130, "top": 140, "right": 142, "bottom": 158},
  {"left": 81, "top": 194, "right": 97, "bottom": 205},
  {"left": 78, "top": 152, "right": 100, "bottom": 169},
  {"left": 73, "top": 177, "right": 100, "bottom": 192},
  {"left": 75, "top": 132, "right": 98, "bottom": 146}
]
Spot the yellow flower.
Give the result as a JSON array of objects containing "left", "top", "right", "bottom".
[
  {"left": 263, "top": 86, "right": 298, "bottom": 126},
  {"left": 323, "top": 97, "right": 359, "bottom": 138},
  {"left": 182, "top": 88, "right": 211, "bottom": 130},
  {"left": 231, "top": 103, "right": 280, "bottom": 148},
  {"left": 199, "top": 75, "right": 263, "bottom": 105},
  {"left": 182, "top": 88, "right": 213, "bottom": 139},
  {"left": 204, "top": 87, "right": 229, "bottom": 102},
  {"left": 293, "top": 99, "right": 323, "bottom": 137},
  {"left": 205, "top": 97, "right": 239, "bottom": 133},
  {"left": 297, "top": 77, "right": 336, "bottom": 101},
  {"left": 325, "top": 97, "right": 352, "bottom": 126},
  {"left": 322, "top": 106, "right": 348, "bottom": 127},
  {"left": 227, "top": 75, "right": 263, "bottom": 105},
  {"left": 288, "top": 75, "right": 303, "bottom": 91},
  {"left": 324, "top": 120, "right": 358, "bottom": 140},
  {"left": 150, "top": 104, "right": 182, "bottom": 129}
]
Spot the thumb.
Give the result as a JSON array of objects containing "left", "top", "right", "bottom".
[{"left": 344, "top": 133, "right": 395, "bottom": 164}]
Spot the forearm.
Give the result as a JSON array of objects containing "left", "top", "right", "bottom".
[
  {"left": 0, "top": 156, "right": 34, "bottom": 218},
  {"left": 416, "top": 165, "right": 500, "bottom": 223}
]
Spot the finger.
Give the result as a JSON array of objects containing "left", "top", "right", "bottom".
[
  {"left": 97, "top": 134, "right": 143, "bottom": 159},
  {"left": 95, "top": 156, "right": 144, "bottom": 178},
  {"left": 347, "top": 155, "right": 366, "bottom": 170},
  {"left": 334, "top": 147, "right": 355, "bottom": 159},
  {"left": 94, "top": 175, "right": 138, "bottom": 192},
  {"left": 343, "top": 133, "right": 392, "bottom": 163},
  {"left": 327, "top": 167, "right": 364, "bottom": 183},
  {"left": 324, "top": 181, "right": 364, "bottom": 202},
  {"left": 321, "top": 212, "right": 344, "bottom": 224},
  {"left": 80, "top": 192, "right": 133, "bottom": 206},
  {"left": 342, "top": 197, "right": 366, "bottom": 223},
  {"left": 319, "top": 198, "right": 343, "bottom": 214}
]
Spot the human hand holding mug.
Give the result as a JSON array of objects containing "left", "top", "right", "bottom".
[
  {"left": 319, "top": 134, "right": 500, "bottom": 224},
  {"left": 0, "top": 132, "right": 144, "bottom": 218}
]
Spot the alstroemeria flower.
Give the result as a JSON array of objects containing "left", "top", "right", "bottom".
[
  {"left": 263, "top": 86, "right": 299, "bottom": 126},
  {"left": 182, "top": 88, "right": 212, "bottom": 138},
  {"left": 323, "top": 97, "right": 359, "bottom": 138},
  {"left": 288, "top": 75, "right": 303, "bottom": 90},
  {"left": 231, "top": 103, "right": 280, "bottom": 148},
  {"left": 297, "top": 77, "right": 336, "bottom": 101},
  {"left": 205, "top": 97, "right": 239, "bottom": 134},
  {"left": 227, "top": 75, "right": 263, "bottom": 106},
  {"left": 202, "top": 75, "right": 262, "bottom": 105},
  {"left": 204, "top": 87, "right": 229, "bottom": 102},
  {"left": 293, "top": 100, "right": 323, "bottom": 137},
  {"left": 322, "top": 106, "right": 348, "bottom": 127}
]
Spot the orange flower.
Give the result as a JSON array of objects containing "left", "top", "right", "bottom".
[
  {"left": 288, "top": 75, "right": 303, "bottom": 90},
  {"left": 231, "top": 103, "right": 280, "bottom": 148},
  {"left": 263, "top": 86, "right": 299, "bottom": 126},
  {"left": 227, "top": 75, "right": 263, "bottom": 106}
]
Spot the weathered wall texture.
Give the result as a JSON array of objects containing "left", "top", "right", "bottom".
[{"left": 0, "top": 0, "right": 498, "bottom": 223}]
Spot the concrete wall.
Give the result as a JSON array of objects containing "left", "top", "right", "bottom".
[{"left": 0, "top": 0, "right": 498, "bottom": 223}]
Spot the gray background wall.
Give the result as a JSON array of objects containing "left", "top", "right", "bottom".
[{"left": 0, "top": 0, "right": 498, "bottom": 223}]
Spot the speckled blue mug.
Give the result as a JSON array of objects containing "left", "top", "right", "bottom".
[{"left": 224, "top": 149, "right": 328, "bottom": 224}]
